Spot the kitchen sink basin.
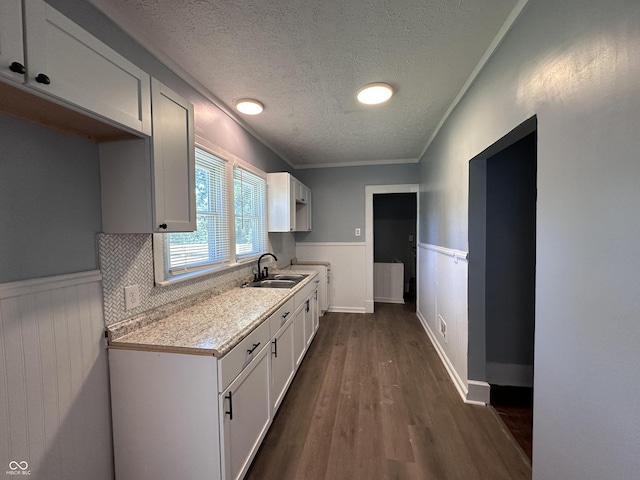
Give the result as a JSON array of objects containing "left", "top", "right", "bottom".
[
  {"left": 256, "top": 279, "right": 296, "bottom": 287},
  {"left": 273, "top": 274, "right": 306, "bottom": 280},
  {"left": 248, "top": 274, "right": 308, "bottom": 289}
]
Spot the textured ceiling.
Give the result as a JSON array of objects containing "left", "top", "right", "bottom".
[{"left": 88, "top": 0, "right": 519, "bottom": 168}]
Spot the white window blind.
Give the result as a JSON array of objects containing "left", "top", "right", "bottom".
[
  {"left": 167, "top": 148, "right": 230, "bottom": 272},
  {"left": 234, "top": 165, "right": 267, "bottom": 260}
]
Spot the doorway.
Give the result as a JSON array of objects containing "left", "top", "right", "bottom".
[
  {"left": 373, "top": 193, "right": 417, "bottom": 308},
  {"left": 468, "top": 116, "right": 537, "bottom": 459},
  {"left": 365, "top": 184, "right": 419, "bottom": 313}
]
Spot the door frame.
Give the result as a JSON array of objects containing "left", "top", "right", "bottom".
[
  {"left": 467, "top": 115, "right": 537, "bottom": 399},
  {"left": 365, "top": 184, "right": 419, "bottom": 313}
]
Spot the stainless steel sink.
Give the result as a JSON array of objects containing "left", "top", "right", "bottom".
[
  {"left": 248, "top": 274, "right": 308, "bottom": 288},
  {"left": 273, "top": 274, "right": 306, "bottom": 280},
  {"left": 258, "top": 279, "right": 296, "bottom": 287}
]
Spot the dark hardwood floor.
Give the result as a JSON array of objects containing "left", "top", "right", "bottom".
[
  {"left": 490, "top": 386, "right": 534, "bottom": 461},
  {"left": 246, "top": 303, "right": 531, "bottom": 480}
]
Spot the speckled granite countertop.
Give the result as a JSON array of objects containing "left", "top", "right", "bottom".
[{"left": 108, "top": 271, "right": 317, "bottom": 357}]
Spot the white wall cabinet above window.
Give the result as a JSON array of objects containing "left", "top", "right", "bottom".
[
  {"left": 99, "top": 78, "right": 196, "bottom": 234},
  {"left": 0, "top": 0, "right": 151, "bottom": 136},
  {"left": 267, "top": 172, "right": 312, "bottom": 232}
]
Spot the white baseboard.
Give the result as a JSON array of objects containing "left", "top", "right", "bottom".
[
  {"left": 467, "top": 380, "right": 491, "bottom": 405},
  {"left": 417, "top": 310, "right": 469, "bottom": 403},
  {"left": 364, "top": 299, "right": 375, "bottom": 313},
  {"left": 328, "top": 306, "right": 366, "bottom": 314},
  {"left": 374, "top": 297, "right": 405, "bottom": 304},
  {"left": 486, "top": 362, "right": 533, "bottom": 387}
]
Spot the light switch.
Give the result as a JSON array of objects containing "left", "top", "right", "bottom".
[{"left": 409, "top": 235, "right": 414, "bottom": 242}]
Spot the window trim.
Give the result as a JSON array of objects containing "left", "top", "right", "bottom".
[{"left": 153, "top": 140, "right": 268, "bottom": 286}]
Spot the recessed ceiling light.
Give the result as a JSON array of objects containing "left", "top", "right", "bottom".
[
  {"left": 235, "top": 99, "right": 264, "bottom": 115},
  {"left": 356, "top": 83, "right": 393, "bottom": 105}
]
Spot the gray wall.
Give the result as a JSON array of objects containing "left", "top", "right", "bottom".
[
  {"left": 419, "top": 0, "right": 640, "bottom": 478},
  {"left": 295, "top": 163, "right": 419, "bottom": 243},
  {"left": 485, "top": 132, "right": 536, "bottom": 373},
  {"left": 0, "top": 113, "right": 102, "bottom": 283}
]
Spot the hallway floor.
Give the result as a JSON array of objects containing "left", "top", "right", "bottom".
[
  {"left": 246, "top": 304, "right": 531, "bottom": 480},
  {"left": 491, "top": 386, "right": 534, "bottom": 460}
]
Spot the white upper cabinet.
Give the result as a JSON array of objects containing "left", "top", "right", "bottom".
[
  {"left": 0, "top": 1, "right": 24, "bottom": 84},
  {"left": 13, "top": 0, "right": 151, "bottom": 135},
  {"left": 294, "top": 180, "right": 309, "bottom": 204},
  {"left": 267, "top": 172, "right": 312, "bottom": 232},
  {"left": 150, "top": 78, "right": 196, "bottom": 233},
  {"left": 100, "top": 79, "right": 196, "bottom": 233}
]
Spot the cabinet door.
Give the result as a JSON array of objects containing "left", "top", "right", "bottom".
[
  {"left": 267, "top": 172, "right": 295, "bottom": 232},
  {"left": 271, "top": 318, "right": 295, "bottom": 413},
  {"left": 312, "top": 290, "right": 319, "bottom": 334},
  {"left": 150, "top": 78, "right": 196, "bottom": 232},
  {"left": 220, "top": 345, "right": 271, "bottom": 480},
  {"left": 289, "top": 176, "right": 297, "bottom": 230},
  {"left": 23, "top": 0, "right": 151, "bottom": 134},
  {"left": 303, "top": 297, "right": 314, "bottom": 348},
  {"left": 298, "top": 184, "right": 309, "bottom": 204},
  {"left": 295, "top": 193, "right": 311, "bottom": 231},
  {"left": 0, "top": 0, "right": 24, "bottom": 84},
  {"left": 293, "top": 303, "right": 306, "bottom": 368}
]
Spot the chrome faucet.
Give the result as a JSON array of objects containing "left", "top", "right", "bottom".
[{"left": 256, "top": 253, "right": 278, "bottom": 280}]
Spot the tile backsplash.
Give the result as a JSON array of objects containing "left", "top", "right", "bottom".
[{"left": 98, "top": 232, "right": 295, "bottom": 325}]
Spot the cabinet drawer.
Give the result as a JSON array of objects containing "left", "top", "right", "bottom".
[
  {"left": 218, "top": 320, "right": 270, "bottom": 392},
  {"left": 269, "top": 297, "right": 295, "bottom": 338}
]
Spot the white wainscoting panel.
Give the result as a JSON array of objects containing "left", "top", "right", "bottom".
[
  {"left": 417, "top": 244, "right": 474, "bottom": 403},
  {"left": 374, "top": 262, "right": 404, "bottom": 304},
  {"left": 0, "top": 271, "right": 113, "bottom": 478},
  {"left": 295, "top": 243, "right": 366, "bottom": 313}
]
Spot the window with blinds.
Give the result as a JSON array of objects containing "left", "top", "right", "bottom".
[
  {"left": 234, "top": 166, "right": 267, "bottom": 260},
  {"left": 166, "top": 148, "right": 230, "bottom": 273}
]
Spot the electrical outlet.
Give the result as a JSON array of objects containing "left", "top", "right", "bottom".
[
  {"left": 438, "top": 314, "right": 447, "bottom": 342},
  {"left": 124, "top": 285, "right": 141, "bottom": 310},
  {"left": 355, "top": 227, "right": 361, "bottom": 236}
]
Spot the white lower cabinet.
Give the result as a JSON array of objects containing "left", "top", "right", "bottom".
[
  {"left": 312, "top": 290, "right": 320, "bottom": 334},
  {"left": 303, "top": 297, "right": 314, "bottom": 348},
  {"left": 220, "top": 345, "right": 271, "bottom": 480},
  {"left": 293, "top": 302, "right": 306, "bottom": 368},
  {"left": 109, "top": 283, "right": 319, "bottom": 480},
  {"left": 109, "top": 350, "right": 222, "bottom": 480},
  {"left": 270, "top": 316, "right": 295, "bottom": 413}
]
